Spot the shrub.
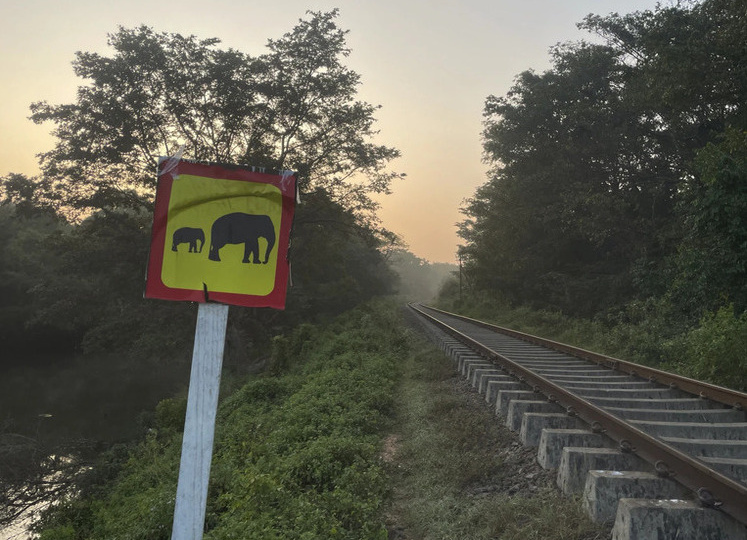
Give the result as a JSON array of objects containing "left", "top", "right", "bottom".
[
  {"left": 33, "top": 300, "right": 406, "bottom": 539},
  {"left": 665, "top": 305, "right": 747, "bottom": 391}
]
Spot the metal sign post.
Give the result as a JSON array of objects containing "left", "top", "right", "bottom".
[{"left": 171, "top": 302, "right": 229, "bottom": 540}]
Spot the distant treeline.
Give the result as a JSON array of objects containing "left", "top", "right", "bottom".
[
  {"left": 0, "top": 190, "right": 400, "bottom": 363},
  {"left": 387, "top": 249, "right": 455, "bottom": 303}
]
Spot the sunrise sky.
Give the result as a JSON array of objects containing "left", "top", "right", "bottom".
[{"left": 0, "top": 0, "right": 659, "bottom": 263}]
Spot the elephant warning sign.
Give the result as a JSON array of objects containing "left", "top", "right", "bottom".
[{"left": 145, "top": 158, "right": 296, "bottom": 309}]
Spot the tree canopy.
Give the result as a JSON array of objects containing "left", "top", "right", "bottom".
[
  {"left": 29, "top": 10, "right": 402, "bottom": 219},
  {"left": 1, "top": 12, "right": 405, "bottom": 522},
  {"left": 0, "top": 10, "right": 403, "bottom": 359},
  {"left": 459, "top": 0, "right": 747, "bottom": 320}
]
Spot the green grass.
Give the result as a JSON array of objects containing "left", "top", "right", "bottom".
[
  {"left": 384, "top": 334, "right": 607, "bottom": 540},
  {"left": 31, "top": 300, "right": 611, "bottom": 540},
  {"left": 33, "top": 300, "right": 407, "bottom": 540}
]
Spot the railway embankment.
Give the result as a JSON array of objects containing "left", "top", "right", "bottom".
[
  {"left": 385, "top": 312, "right": 606, "bottom": 539},
  {"left": 410, "top": 304, "right": 747, "bottom": 540},
  {"left": 16, "top": 300, "right": 745, "bottom": 539},
  {"left": 26, "top": 300, "right": 406, "bottom": 539}
]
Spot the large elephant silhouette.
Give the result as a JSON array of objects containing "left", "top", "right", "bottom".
[
  {"left": 172, "top": 227, "right": 205, "bottom": 253},
  {"left": 208, "top": 213, "right": 276, "bottom": 264}
]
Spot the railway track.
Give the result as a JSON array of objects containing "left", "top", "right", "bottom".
[{"left": 409, "top": 303, "right": 747, "bottom": 540}]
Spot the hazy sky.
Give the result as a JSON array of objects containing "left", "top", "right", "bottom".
[{"left": 0, "top": 0, "right": 659, "bottom": 263}]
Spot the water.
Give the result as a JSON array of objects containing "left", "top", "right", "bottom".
[
  {"left": 0, "top": 353, "right": 189, "bottom": 540},
  {"left": 0, "top": 502, "right": 44, "bottom": 540}
]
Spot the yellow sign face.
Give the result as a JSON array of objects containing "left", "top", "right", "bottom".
[{"left": 161, "top": 174, "right": 282, "bottom": 297}]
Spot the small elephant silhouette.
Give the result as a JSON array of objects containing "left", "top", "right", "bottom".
[
  {"left": 172, "top": 227, "right": 205, "bottom": 253},
  {"left": 208, "top": 213, "right": 276, "bottom": 264}
]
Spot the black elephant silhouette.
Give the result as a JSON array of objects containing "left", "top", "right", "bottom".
[
  {"left": 208, "top": 213, "right": 276, "bottom": 264},
  {"left": 172, "top": 227, "right": 205, "bottom": 253}
]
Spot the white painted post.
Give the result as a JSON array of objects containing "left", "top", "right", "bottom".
[{"left": 171, "top": 302, "right": 230, "bottom": 540}]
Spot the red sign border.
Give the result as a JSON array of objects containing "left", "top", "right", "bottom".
[{"left": 145, "top": 159, "right": 295, "bottom": 309}]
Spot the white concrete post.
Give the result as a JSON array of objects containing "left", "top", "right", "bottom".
[{"left": 171, "top": 302, "right": 229, "bottom": 540}]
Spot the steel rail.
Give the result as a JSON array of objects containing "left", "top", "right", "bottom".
[
  {"left": 409, "top": 303, "right": 747, "bottom": 526},
  {"left": 421, "top": 304, "right": 746, "bottom": 411}
]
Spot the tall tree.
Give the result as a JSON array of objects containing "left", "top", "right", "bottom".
[
  {"left": 581, "top": 0, "right": 747, "bottom": 170},
  {"left": 668, "top": 129, "right": 747, "bottom": 317},
  {"left": 0, "top": 180, "right": 70, "bottom": 356},
  {"left": 461, "top": 0, "right": 747, "bottom": 317},
  {"left": 6, "top": 11, "right": 403, "bottom": 355},
  {"left": 465, "top": 42, "right": 677, "bottom": 314},
  {"left": 1, "top": 12, "right": 404, "bottom": 525},
  {"left": 580, "top": 0, "right": 747, "bottom": 314},
  {"left": 30, "top": 10, "right": 402, "bottom": 219}
]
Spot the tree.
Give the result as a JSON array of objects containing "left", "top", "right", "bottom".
[
  {"left": 1, "top": 12, "right": 405, "bottom": 529},
  {"left": 0, "top": 177, "right": 73, "bottom": 357},
  {"left": 465, "top": 41, "right": 677, "bottom": 314},
  {"left": 581, "top": 0, "right": 747, "bottom": 170},
  {"left": 18, "top": 10, "right": 404, "bottom": 345},
  {"left": 461, "top": 0, "right": 747, "bottom": 317},
  {"left": 580, "top": 0, "right": 747, "bottom": 316},
  {"left": 284, "top": 189, "right": 397, "bottom": 318},
  {"left": 668, "top": 129, "right": 747, "bottom": 317},
  {"left": 30, "top": 10, "right": 402, "bottom": 219}
]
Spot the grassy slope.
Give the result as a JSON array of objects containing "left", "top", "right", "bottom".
[
  {"left": 33, "top": 300, "right": 606, "bottom": 539},
  {"left": 35, "top": 301, "right": 405, "bottom": 540}
]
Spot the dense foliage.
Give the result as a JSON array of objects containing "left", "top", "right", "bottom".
[
  {"left": 0, "top": 10, "right": 405, "bottom": 362},
  {"left": 27, "top": 10, "right": 402, "bottom": 218},
  {"left": 0, "top": 11, "right": 413, "bottom": 528},
  {"left": 32, "top": 301, "right": 407, "bottom": 539},
  {"left": 450, "top": 0, "right": 747, "bottom": 391},
  {"left": 460, "top": 0, "right": 747, "bottom": 323}
]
